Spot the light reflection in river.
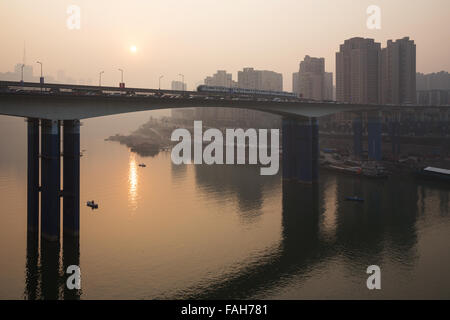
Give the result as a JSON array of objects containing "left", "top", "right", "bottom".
[{"left": 128, "top": 152, "right": 138, "bottom": 213}]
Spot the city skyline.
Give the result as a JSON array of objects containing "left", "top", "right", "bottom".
[
  {"left": 2, "top": 35, "right": 448, "bottom": 95},
  {"left": 1, "top": 0, "right": 449, "bottom": 91}
]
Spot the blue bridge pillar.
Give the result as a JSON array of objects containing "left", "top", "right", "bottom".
[
  {"left": 282, "top": 118, "right": 295, "bottom": 180},
  {"left": 388, "top": 119, "right": 401, "bottom": 161},
  {"left": 41, "top": 119, "right": 61, "bottom": 242},
  {"left": 282, "top": 117, "right": 319, "bottom": 183},
  {"left": 27, "top": 118, "right": 40, "bottom": 233},
  {"left": 295, "top": 118, "right": 319, "bottom": 183},
  {"left": 63, "top": 120, "right": 81, "bottom": 237},
  {"left": 368, "top": 114, "right": 382, "bottom": 161},
  {"left": 352, "top": 117, "right": 363, "bottom": 159}
]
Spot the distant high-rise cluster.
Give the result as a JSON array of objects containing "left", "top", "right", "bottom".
[
  {"left": 193, "top": 67, "right": 285, "bottom": 127},
  {"left": 336, "top": 37, "right": 382, "bottom": 104},
  {"left": 381, "top": 37, "right": 416, "bottom": 104},
  {"left": 324, "top": 72, "right": 333, "bottom": 101},
  {"left": 416, "top": 71, "right": 450, "bottom": 106},
  {"left": 14, "top": 64, "right": 33, "bottom": 81},
  {"left": 237, "top": 67, "right": 282, "bottom": 92},
  {"left": 292, "top": 55, "right": 333, "bottom": 100},
  {"left": 300, "top": 56, "right": 325, "bottom": 100},
  {"left": 0, "top": 64, "right": 92, "bottom": 85},
  {"left": 335, "top": 36, "right": 417, "bottom": 105},
  {"left": 292, "top": 72, "right": 299, "bottom": 97},
  {"left": 417, "top": 71, "right": 450, "bottom": 90},
  {"left": 204, "top": 70, "right": 237, "bottom": 88},
  {"left": 171, "top": 80, "right": 186, "bottom": 91},
  {"left": 203, "top": 68, "right": 283, "bottom": 92}
]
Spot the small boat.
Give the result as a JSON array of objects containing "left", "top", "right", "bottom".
[
  {"left": 345, "top": 196, "right": 364, "bottom": 202},
  {"left": 138, "top": 163, "right": 146, "bottom": 168},
  {"left": 325, "top": 165, "right": 362, "bottom": 176},
  {"left": 87, "top": 200, "right": 99, "bottom": 209},
  {"left": 416, "top": 166, "right": 450, "bottom": 182}
]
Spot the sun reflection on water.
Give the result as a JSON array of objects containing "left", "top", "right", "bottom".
[{"left": 128, "top": 153, "right": 139, "bottom": 212}]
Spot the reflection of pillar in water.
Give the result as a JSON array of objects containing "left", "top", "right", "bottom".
[
  {"left": 27, "top": 118, "right": 40, "bottom": 233},
  {"left": 63, "top": 234, "right": 81, "bottom": 300},
  {"left": 63, "top": 120, "right": 80, "bottom": 237},
  {"left": 40, "top": 239, "right": 61, "bottom": 300},
  {"left": 41, "top": 119, "right": 61, "bottom": 242},
  {"left": 281, "top": 180, "right": 320, "bottom": 251},
  {"left": 24, "top": 230, "right": 39, "bottom": 300}
]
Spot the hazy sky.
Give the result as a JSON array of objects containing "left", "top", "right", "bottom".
[{"left": 1, "top": 0, "right": 449, "bottom": 90}]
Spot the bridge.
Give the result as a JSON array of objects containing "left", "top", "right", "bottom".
[
  {"left": 0, "top": 80, "right": 449, "bottom": 243},
  {"left": 0, "top": 80, "right": 383, "bottom": 119}
]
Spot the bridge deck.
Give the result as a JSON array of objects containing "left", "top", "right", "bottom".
[{"left": 0, "top": 81, "right": 448, "bottom": 120}]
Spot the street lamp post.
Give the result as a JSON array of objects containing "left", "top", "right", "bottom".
[
  {"left": 159, "top": 75, "right": 164, "bottom": 90},
  {"left": 118, "top": 69, "right": 125, "bottom": 88},
  {"left": 36, "top": 61, "right": 44, "bottom": 91},
  {"left": 99, "top": 71, "right": 104, "bottom": 87},
  {"left": 36, "top": 61, "right": 43, "bottom": 78},
  {"left": 20, "top": 64, "right": 25, "bottom": 83}
]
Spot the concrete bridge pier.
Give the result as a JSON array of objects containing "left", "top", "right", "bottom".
[
  {"left": 295, "top": 117, "right": 319, "bottom": 183},
  {"left": 388, "top": 117, "right": 401, "bottom": 161},
  {"left": 41, "top": 119, "right": 61, "bottom": 242},
  {"left": 63, "top": 120, "right": 81, "bottom": 237},
  {"left": 282, "top": 117, "right": 319, "bottom": 184},
  {"left": 367, "top": 113, "right": 382, "bottom": 161},
  {"left": 282, "top": 118, "right": 295, "bottom": 180},
  {"left": 352, "top": 117, "right": 363, "bottom": 159},
  {"left": 27, "top": 118, "right": 40, "bottom": 233}
]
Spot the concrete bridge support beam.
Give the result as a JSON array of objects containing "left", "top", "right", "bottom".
[
  {"left": 352, "top": 117, "right": 363, "bottom": 159},
  {"left": 389, "top": 120, "right": 401, "bottom": 161},
  {"left": 368, "top": 115, "right": 382, "bottom": 161},
  {"left": 282, "top": 118, "right": 295, "bottom": 180},
  {"left": 295, "top": 117, "right": 319, "bottom": 183},
  {"left": 282, "top": 117, "right": 319, "bottom": 183},
  {"left": 63, "top": 120, "right": 80, "bottom": 237},
  {"left": 41, "top": 119, "right": 61, "bottom": 242},
  {"left": 27, "top": 118, "right": 40, "bottom": 233}
]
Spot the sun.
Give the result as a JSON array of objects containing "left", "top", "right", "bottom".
[{"left": 130, "top": 45, "right": 137, "bottom": 53}]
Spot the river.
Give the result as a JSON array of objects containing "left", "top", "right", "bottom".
[{"left": 0, "top": 114, "right": 449, "bottom": 299}]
